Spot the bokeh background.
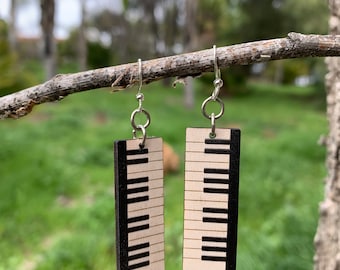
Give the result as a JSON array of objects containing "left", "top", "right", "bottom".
[{"left": 0, "top": 0, "right": 330, "bottom": 269}]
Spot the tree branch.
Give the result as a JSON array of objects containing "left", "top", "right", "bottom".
[{"left": 1, "top": 32, "right": 340, "bottom": 119}]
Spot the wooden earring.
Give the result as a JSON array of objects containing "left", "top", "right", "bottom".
[
  {"left": 114, "top": 59, "right": 165, "bottom": 270},
  {"left": 182, "top": 46, "right": 241, "bottom": 270}
]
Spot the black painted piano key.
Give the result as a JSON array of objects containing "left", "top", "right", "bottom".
[
  {"left": 128, "top": 214, "right": 150, "bottom": 233},
  {"left": 202, "top": 246, "right": 227, "bottom": 252},
  {"left": 127, "top": 186, "right": 149, "bottom": 195},
  {"left": 126, "top": 148, "right": 148, "bottom": 155},
  {"left": 128, "top": 242, "right": 150, "bottom": 252},
  {"left": 127, "top": 195, "right": 149, "bottom": 204},
  {"left": 128, "top": 251, "right": 150, "bottom": 262},
  {"left": 127, "top": 157, "right": 149, "bottom": 165},
  {"left": 129, "top": 260, "right": 150, "bottom": 270},
  {"left": 205, "top": 139, "right": 230, "bottom": 144},
  {"left": 128, "top": 214, "right": 149, "bottom": 224},
  {"left": 204, "top": 168, "right": 229, "bottom": 174},
  {"left": 204, "top": 178, "right": 229, "bottom": 185},
  {"left": 204, "top": 148, "right": 231, "bottom": 155},
  {"left": 203, "top": 207, "right": 228, "bottom": 214},
  {"left": 202, "top": 217, "right": 228, "bottom": 223},
  {"left": 202, "top": 236, "right": 227, "bottom": 243},
  {"left": 201, "top": 236, "right": 228, "bottom": 262},
  {"left": 201, "top": 255, "right": 227, "bottom": 262},
  {"left": 128, "top": 223, "right": 150, "bottom": 233},
  {"left": 203, "top": 187, "right": 229, "bottom": 194},
  {"left": 128, "top": 177, "right": 149, "bottom": 185}
]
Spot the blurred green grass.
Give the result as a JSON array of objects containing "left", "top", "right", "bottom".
[{"left": 0, "top": 80, "right": 326, "bottom": 269}]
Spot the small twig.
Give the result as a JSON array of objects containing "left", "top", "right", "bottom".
[{"left": 1, "top": 32, "right": 340, "bottom": 119}]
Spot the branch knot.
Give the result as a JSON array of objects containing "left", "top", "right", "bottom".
[{"left": 287, "top": 32, "right": 304, "bottom": 44}]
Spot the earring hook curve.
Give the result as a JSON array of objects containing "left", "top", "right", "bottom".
[
  {"left": 212, "top": 45, "right": 223, "bottom": 100},
  {"left": 213, "top": 45, "right": 221, "bottom": 81},
  {"left": 137, "top": 58, "right": 143, "bottom": 96}
]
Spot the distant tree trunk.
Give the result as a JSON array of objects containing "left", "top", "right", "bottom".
[
  {"left": 162, "top": 1, "right": 180, "bottom": 86},
  {"left": 116, "top": 12, "right": 128, "bottom": 63},
  {"left": 314, "top": 1, "right": 340, "bottom": 269},
  {"left": 144, "top": 0, "right": 160, "bottom": 57},
  {"left": 184, "top": 0, "right": 198, "bottom": 109},
  {"left": 40, "top": 0, "right": 56, "bottom": 80},
  {"left": 9, "top": 0, "right": 17, "bottom": 51},
  {"left": 164, "top": 1, "right": 179, "bottom": 56},
  {"left": 78, "top": 0, "right": 87, "bottom": 71}
]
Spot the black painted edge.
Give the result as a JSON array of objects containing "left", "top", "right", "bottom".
[
  {"left": 114, "top": 140, "right": 128, "bottom": 270},
  {"left": 226, "top": 129, "right": 241, "bottom": 270}
]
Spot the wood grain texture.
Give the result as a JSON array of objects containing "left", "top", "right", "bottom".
[{"left": 1, "top": 32, "right": 340, "bottom": 119}]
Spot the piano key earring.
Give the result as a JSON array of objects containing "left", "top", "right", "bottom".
[
  {"left": 114, "top": 59, "right": 165, "bottom": 270},
  {"left": 182, "top": 45, "right": 241, "bottom": 270}
]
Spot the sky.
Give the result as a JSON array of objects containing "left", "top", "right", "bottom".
[{"left": 0, "top": 0, "right": 123, "bottom": 38}]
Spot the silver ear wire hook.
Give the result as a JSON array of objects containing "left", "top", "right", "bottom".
[
  {"left": 212, "top": 45, "right": 223, "bottom": 100},
  {"left": 136, "top": 59, "right": 144, "bottom": 110},
  {"left": 201, "top": 45, "right": 225, "bottom": 138},
  {"left": 131, "top": 58, "right": 150, "bottom": 148},
  {"left": 137, "top": 59, "right": 143, "bottom": 95},
  {"left": 214, "top": 45, "right": 221, "bottom": 81}
]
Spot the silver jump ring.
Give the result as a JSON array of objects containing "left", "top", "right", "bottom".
[
  {"left": 130, "top": 108, "right": 151, "bottom": 130},
  {"left": 201, "top": 96, "right": 225, "bottom": 120},
  {"left": 210, "top": 113, "right": 216, "bottom": 138},
  {"left": 132, "top": 124, "right": 147, "bottom": 149}
]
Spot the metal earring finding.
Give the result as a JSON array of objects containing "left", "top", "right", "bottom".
[
  {"left": 201, "top": 45, "right": 225, "bottom": 138},
  {"left": 130, "top": 59, "right": 151, "bottom": 148}
]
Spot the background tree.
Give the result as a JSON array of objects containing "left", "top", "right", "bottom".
[
  {"left": 162, "top": 0, "right": 181, "bottom": 56},
  {"left": 127, "top": 0, "right": 162, "bottom": 58},
  {"left": 40, "top": 0, "right": 56, "bottom": 79},
  {"left": 8, "top": 0, "right": 17, "bottom": 52},
  {"left": 224, "top": 0, "right": 328, "bottom": 86},
  {"left": 0, "top": 19, "right": 35, "bottom": 97},
  {"left": 183, "top": 0, "right": 198, "bottom": 108},
  {"left": 91, "top": 9, "right": 128, "bottom": 64},
  {"left": 78, "top": 0, "right": 87, "bottom": 71},
  {"left": 314, "top": 0, "right": 340, "bottom": 269}
]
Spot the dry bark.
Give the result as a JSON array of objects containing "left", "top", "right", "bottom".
[
  {"left": 314, "top": 1, "right": 340, "bottom": 269},
  {"left": 1, "top": 32, "right": 340, "bottom": 119}
]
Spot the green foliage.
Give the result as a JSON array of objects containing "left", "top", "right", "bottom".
[
  {"left": 58, "top": 29, "right": 112, "bottom": 69},
  {"left": 222, "top": 0, "right": 328, "bottom": 85},
  {"left": 87, "top": 41, "right": 112, "bottom": 68},
  {"left": 0, "top": 20, "right": 38, "bottom": 96},
  {"left": 57, "top": 30, "right": 78, "bottom": 61},
  {"left": 0, "top": 81, "right": 326, "bottom": 269},
  {"left": 282, "top": 0, "right": 329, "bottom": 34},
  {"left": 196, "top": 0, "right": 229, "bottom": 39},
  {"left": 226, "top": 0, "right": 328, "bottom": 43},
  {"left": 228, "top": 0, "right": 291, "bottom": 42}
]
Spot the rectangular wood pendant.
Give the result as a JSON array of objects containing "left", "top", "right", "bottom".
[
  {"left": 183, "top": 128, "right": 241, "bottom": 270},
  {"left": 114, "top": 137, "right": 165, "bottom": 270}
]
